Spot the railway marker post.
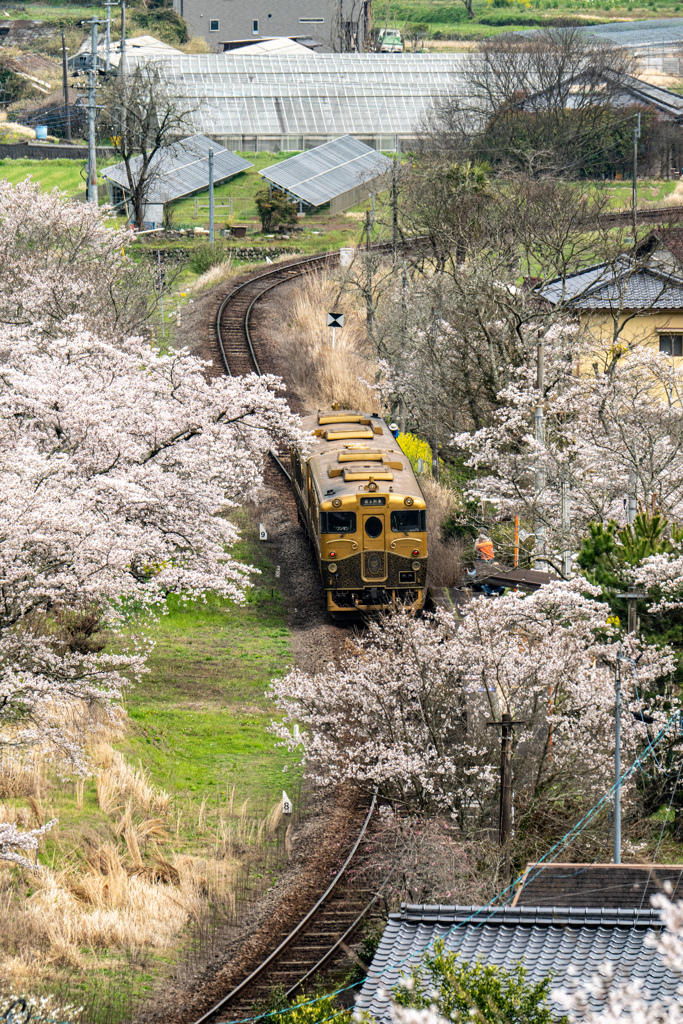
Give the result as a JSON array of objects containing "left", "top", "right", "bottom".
[
  {"left": 259, "top": 524, "right": 268, "bottom": 541},
  {"left": 326, "top": 311, "right": 344, "bottom": 350},
  {"left": 282, "top": 791, "right": 292, "bottom": 814}
]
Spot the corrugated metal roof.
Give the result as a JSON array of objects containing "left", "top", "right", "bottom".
[
  {"left": 358, "top": 903, "right": 676, "bottom": 1023},
  {"left": 126, "top": 52, "right": 475, "bottom": 138},
  {"left": 259, "top": 134, "right": 392, "bottom": 205},
  {"left": 100, "top": 134, "right": 252, "bottom": 204}
]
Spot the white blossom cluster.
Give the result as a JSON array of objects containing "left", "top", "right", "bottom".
[
  {"left": 0, "top": 182, "right": 302, "bottom": 866},
  {"left": 453, "top": 342, "right": 683, "bottom": 562},
  {"left": 269, "top": 582, "right": 675, "bottom": 820}
]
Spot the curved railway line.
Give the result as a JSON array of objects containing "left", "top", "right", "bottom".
[{"left": 190, "top": 250, "right": 384, "bottom": 1024}]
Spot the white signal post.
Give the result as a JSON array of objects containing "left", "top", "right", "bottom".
[{"left": 326, "top": 311, "right": 344, "bottom": 349}]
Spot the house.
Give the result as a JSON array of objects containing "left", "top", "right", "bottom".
[
  {"left": 358, "top": 864, "right": 683, "bottom": 1023},
  {"left": 539, "top": 230, "right": 683, "bottom": 358},
  {"left": 171, "top": 0, "right": 371, "bottom": 53}
]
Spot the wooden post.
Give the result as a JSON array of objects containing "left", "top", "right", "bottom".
[
  {"left": 499, "top": 713, "right": 513, "bottom": 846},
  {"left": 487, "top": 714, "right": 525, "bottom": 873}
]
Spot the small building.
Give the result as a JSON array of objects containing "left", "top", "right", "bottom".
[
  {"left": 260, "top": 135, "right": 392, "bottom": 214},
  {"left": 539, "top": 230, "right": 683, "bottom": 359},
  {"left": 358, "top": 897, "right": 682, "bottom": 1022},
  {"left": 101, "top": 134, "right": 252, "bottom": 227},
  {"left": 513, "top": 861, "right": 683, "bottom": 908},
  {"left": 68, "top": 34, "right": 183, "bottom": 73},
  {"left": 220, "top": 36, "right": 320, "bottom": 55},
  {"left": 171, "top": 0, "right": 370, "bottom": 53}
]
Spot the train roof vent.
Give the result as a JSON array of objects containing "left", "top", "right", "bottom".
[
  {"left": 322, "top": 428, "right": 374, "bottom": 440},
  {"left": 343, "top": 469, "right": 394, "bottom": 482},
  {"left": 337, "top": 453, "right": 404, "bottom": 468},
  {"left": 318, "top": 411, "right": 363, "bottom": 425}
]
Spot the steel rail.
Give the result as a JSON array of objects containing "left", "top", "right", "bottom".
[
  {"left": 192, "top": 789, "right": 378, "bottom": 1024},
  {"left": 214, "top": 251, "right": 339, "bottom": 378},
  {"left": 283, "top": 890, "right": 381, "bottom": 1001}
]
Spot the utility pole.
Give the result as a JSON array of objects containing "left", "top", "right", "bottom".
[
  {"left": 365, "top": 208, "right": 373, "bottom": 335},
  {"left": 104, "top": 0, "right": 117, "bottom": 73},
  {"left": 209, "top": 148, "right": 215, "bottom": 243},
  {"left": 391, "top": 158, "right": 398, "bottom": 264},
  {"left": 119, "top": 0, "right": 127, "bottom": 73},
  {"left": 61, "top": 30, "right": 71, "bottom": 143},
  {"left": 86, "top": 17, "right": 100, "bottom": 205},
  {"left": 534, "top": 339, "right": 545, "bottom": 570},
  {"left": 632, "top": 111, "right": 641, "bottom": 238},
  {"left": 561, "top": 475, "right": 571, "bottom": 578},
  {"left": 613, "top": 648, "right": 622, "bottom": 863},
  {"left": 487, "top": 713, "right": 525, "bottom": 874},
  {"left": 627, "top": 469, "right": 637, "bottom": 525}
]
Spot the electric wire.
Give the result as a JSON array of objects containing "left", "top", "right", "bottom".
[{"left": 198, "top": 715, "right": 677, "bottom": 1024}]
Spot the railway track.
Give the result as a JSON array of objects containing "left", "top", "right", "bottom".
[
  {"left": 215, "top": 251, "right": 341, "bottom": 379},
  {"left": 194, "top": 251, "right": 382, "bottom": 1023},
  {"left": 194, "top": 793, "right": 379, "bottom": 1024}
]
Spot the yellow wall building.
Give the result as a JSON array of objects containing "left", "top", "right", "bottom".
[{"left": 540, "top": 232, "right": 683, "bottom": 362}]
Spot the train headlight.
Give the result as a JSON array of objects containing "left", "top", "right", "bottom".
[
  {"left": 332, "top": 498, "right": 342, "bottom": 508},
  {"left": 404, "top": 496, "right": 414, "bottom": 506},
  {"left": 412, "top": 561, "right": 421, "bottom": 571},
  {"left": 329, "top": 563, "right": 338, "bottom": 573},
  {"left": 329, "top": 551, "right": 336, "bottom": 558},
  {"left": 412, "top": 549, "right": 419, "bottom": 557}
]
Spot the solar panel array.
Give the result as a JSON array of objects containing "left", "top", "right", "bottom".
[
  {"left": 101, "top": 134, "right": 252, "bottom": 202},
  {"left": 128, "top": 52, "right": 473, "bottom": 138},
  {"left": 260, "top": 134, "right": 393, "bottom": 205}
]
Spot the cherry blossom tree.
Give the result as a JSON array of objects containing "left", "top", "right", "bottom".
[
  {"left": 454, "top": 341, "right": 683, "bottom": 571},
  {"left": 0, "top": 178, "right": 155, "bottom": 337},
  {"left": 269, "top": 583, "right": 675, "bottom": 828},
  {"left": 0, "top": 185, "right": 303, "bottom": 866}
]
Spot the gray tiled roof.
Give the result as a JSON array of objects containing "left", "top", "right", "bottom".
[
  {"left": 100, "top": 134, "right": 252, "bottom": 204},
  {"left": 260, "top": 134, "right": 392, "bottom": 206},
  {"left": 357, "top": 904, "right": 679, "bottom": 1022},
  {"left": 540, "top": 259, "right": 683, "bottom": 310},
  {"left": 514, "top": 863, "right": 683, "bottom": 910}
]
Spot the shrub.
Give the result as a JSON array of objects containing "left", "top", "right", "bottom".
[
  {"left": 394, "top": 939, "right": 566, "bottom": 1024},
  {"left": 255, "top": 188, "right": 298, "bottom": 233},
  {"left": 188, "top": 242, "right": 232, "bottom": 275}
]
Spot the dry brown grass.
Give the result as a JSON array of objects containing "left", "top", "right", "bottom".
[
  {"left": 186, "top": 258, "right": 235, "bottom": 295},
  {"left": 180, "top": 36, "right": 212, "bottom": 53},
  {"left": 94, "top": 747, "right": 170, "bottom": 817},
  {"left": 420, "top": 478, "right": 466, "bottom": 588},
  {"left": 269, "top": 273, "right": 384, "bottom": 414}
]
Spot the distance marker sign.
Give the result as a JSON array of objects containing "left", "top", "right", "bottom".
[{"left": 326, "top": 312, "right": 344, "bottom": 328}]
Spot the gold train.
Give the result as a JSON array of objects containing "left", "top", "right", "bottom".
[{"left": 290, "top": 409, "right": 428, "bottom": 617}]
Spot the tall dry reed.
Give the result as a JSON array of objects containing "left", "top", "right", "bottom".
[
  {"left": 269, "top": 274, "right": 383, "bottom": 413},
  {"left": 420, "top": 478, "right": 466, "bottom": 588}
]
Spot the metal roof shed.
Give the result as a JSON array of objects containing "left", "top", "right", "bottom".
[
  {"left": 259, "top": 135, "right": 393, "bottom": 213},
  {"left": 101, "top": 134, "right": 252, "bottom": 225}
]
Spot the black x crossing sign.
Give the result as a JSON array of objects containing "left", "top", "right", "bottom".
[{"left": 326, "top": 312, "right": 345, "bottom": 328}]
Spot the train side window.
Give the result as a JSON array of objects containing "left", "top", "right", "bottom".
[
  {"left": 391, "top": 510, "right": 426, "bottom": 532},
  {"left": 294, "top": 452, "right": 304, "bottom": 488},
  {"left": 320, "top": 510, "right": 356, "bottom": 533}
]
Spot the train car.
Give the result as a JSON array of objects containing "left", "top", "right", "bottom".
[{"left": 290, "top": 408, "right": 428, "bottom": 617}]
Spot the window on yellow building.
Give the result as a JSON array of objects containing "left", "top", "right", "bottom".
[{"left": 659, "top": 333, "right": 683, "bottom": 356}]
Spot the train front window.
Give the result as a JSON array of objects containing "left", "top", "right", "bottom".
[
  {"left": 364, "top": 515, "right": 383, "bottom": 538},
  {"left": 321, "top": 511, "right": 356, "bottom": 534},
  {"left": 391, "top": 510, "right": 426, "bottom": 533}
]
